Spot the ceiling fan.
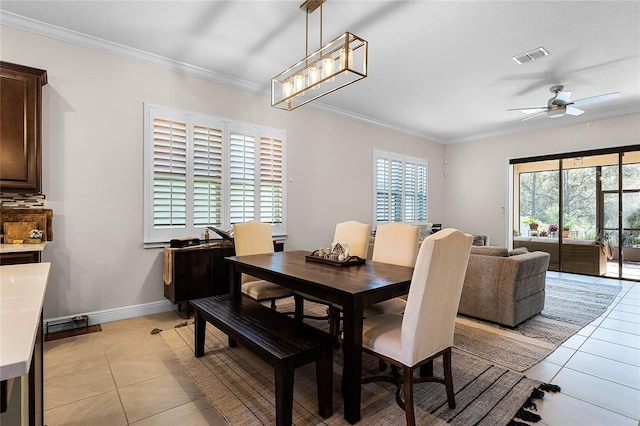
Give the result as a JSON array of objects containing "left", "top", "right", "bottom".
[{"left": 508, "top": 85, "right": 620, "bottom": 121}]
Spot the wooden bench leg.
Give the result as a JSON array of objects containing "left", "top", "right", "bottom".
[
  {"left": 294, "top": 294, "right": 304, "bottom": 321},
  {"left": 194, "top": 310, "right": 205, "bottom": 357},
  {"left": 275, "top": 363, "right": 294, "bottom": 426},
  {"left": 316, "top": 348, "right": 333, "bottom": 418}
]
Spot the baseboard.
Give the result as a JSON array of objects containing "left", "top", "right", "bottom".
[{"left": 44, "top": 300, "right": 175, "bottom": 327}]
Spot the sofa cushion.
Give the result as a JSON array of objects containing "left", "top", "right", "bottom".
[
  {"left": 509, "top": 247, "right": 529, "bottom": 256},
  {"left": 470, "top": 246, "right": 509, "bottom": 257}
]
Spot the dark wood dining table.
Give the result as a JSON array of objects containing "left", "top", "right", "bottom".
[{"left": 225, "top": 250, "right": 414, "bottom": 424}]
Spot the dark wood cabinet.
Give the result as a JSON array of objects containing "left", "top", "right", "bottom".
[
  {"left": 0, "top": 251, "right": 41, "bottom": 265},
  {"left": 0, "top": 62, "right": 47, "bottom": 193},
  {"left": 165, "top": 243, "right": 236, "bottom": 306},
  {"left": 164, "top": 241, "right": 284, "bottom": 310}
]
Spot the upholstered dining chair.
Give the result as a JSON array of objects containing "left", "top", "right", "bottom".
[
  {"left": 233, "top": 220, "right": 295, "bottom": 310},
  {"left": 294, "top": 221, "right": 372, "bottom": 339},
  {"left": 328, "top": 220, "right": 372, "bottom": 332},
  {"left": 360, "top": 228, "right": 473, "bottom": 426},
  {"left": 363, "top": 222, "right": 420, "bottom": 318},
  {"left": 333, "top": 220, "right": 371, "bottom": 258}
]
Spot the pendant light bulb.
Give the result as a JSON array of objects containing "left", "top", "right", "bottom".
[
  {"left": 308, "top": 65, "right": 320, "bottom": 89},
  {"left": 340, "top": 48, "right": 353, "bottom": 72},
  {"left": 282, "top": 81, "right": 294, "bottom": 99},
  {"left": 294, "top": 74, "right": 306, "bottom": 96},
  {"left": 322, "top": 57, "right": 335, "bottom": 82}
]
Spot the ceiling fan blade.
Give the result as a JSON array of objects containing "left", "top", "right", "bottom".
[
  {"left": 571, "top": 92, "right": 620, "bottom": 107},
  {"left": 554, "top": 91, "right": 572, "bottom": 103},
  {"left": 507, "top": 107, "right": 547, "bottom": 113},
  {"left": 521, "top": 110, "right": 546, "bottom": 121},
  {"left": 566, "top": 106, "right": 585, "bottom": 116}
]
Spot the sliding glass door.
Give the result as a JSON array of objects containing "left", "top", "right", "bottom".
[{"left": 512, "top": 146, "right": 640, "bottom": 280}]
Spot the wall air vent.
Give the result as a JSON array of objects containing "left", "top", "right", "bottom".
[{"left": 512, "top": 47, "right": 549, "bottom": 64}]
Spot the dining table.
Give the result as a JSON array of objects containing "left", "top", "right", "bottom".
[{"left": 225, "top": 250, "right": 414, "bottom": 424}]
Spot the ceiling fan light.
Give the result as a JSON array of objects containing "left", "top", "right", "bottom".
[{"left": 548, "top": 106, "right": 566, "bottom": 118}]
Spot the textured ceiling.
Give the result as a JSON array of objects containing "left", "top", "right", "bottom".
[{"left": 1, "top": 0, "right": 639, "bottom": 143}]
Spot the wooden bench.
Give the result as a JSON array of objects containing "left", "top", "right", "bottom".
[{"left": 190, "top": 294, "right": 334, "bottom": 426}]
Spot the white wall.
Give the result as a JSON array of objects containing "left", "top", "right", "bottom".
[
  {"left": 0, "top": 26, "right": 445, "bottom": 319},
  {"left": 444, "top": 113, "right": 640, "bottom": 246}
]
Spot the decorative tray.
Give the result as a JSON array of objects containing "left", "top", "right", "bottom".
[{"left": 305, "top": 251, "right": 366, "bottom": 267}]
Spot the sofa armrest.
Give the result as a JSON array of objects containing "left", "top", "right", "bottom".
[
  {"left": 497, "top": 251, "right": 550, "bottom": 324},
  {"left": 459, "top": 254, "right": 507, "bottom": 320}
]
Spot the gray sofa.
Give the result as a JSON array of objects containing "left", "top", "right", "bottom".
[{"left": 458, "top": 246, "right": 551, "bottom": 327}]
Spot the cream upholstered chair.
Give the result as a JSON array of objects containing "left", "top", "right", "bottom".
[
  {"left": 233, "top": 221, "right": 294, "bottom": 309},
  {"left": 363, "top": 222, "right": 420, "bottom": 318},
  {"left": 333, "top": 220, "right": 371, "bottom": 258},
  {"left": 360, "top": 228, "right": 473, "bottom": 426},
  {"left": 295, "top": 221, "right": 371, "bottom": 338},
  {"left": 327, "top": 220, "right": 371, "bottom": 335}
]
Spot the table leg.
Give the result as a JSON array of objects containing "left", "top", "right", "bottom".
[
  {"left": 194, "top": 309, "right": 205, "bottom": 357},
  {"left": 230, "top": 264, "right": 242, "bottom": 301},
  {"left": 341, "top": 299, "right": 363, "bottom": 424}
]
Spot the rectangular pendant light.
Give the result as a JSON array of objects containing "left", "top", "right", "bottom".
[{"left": 271, "top": 31, "right": 368, "bottom": 111}]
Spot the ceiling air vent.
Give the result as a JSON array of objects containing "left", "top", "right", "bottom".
[{"left": 512, "top": 47, "right": 549, "bottom": 64}]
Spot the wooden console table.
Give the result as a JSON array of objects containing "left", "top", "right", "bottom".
[{"left": 164, "top": 241, "right": 283, "bottom": 313}]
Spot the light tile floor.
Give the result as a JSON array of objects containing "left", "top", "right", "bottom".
[
  {"left": 524, "top": 272, "right": 640, "bottom": 426},
  {"left": 43, "top": 273, "right": 639, "bottom": 425},
  {"left": 43, "top": 311, "right": 227, "bottom": 425}
]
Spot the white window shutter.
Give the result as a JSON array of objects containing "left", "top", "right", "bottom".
[
  {"left": 144, "top": 104, "right": 287, "bottom": 245},
  {"left": 373, "top": 149, "right": 428, "bottom": 227},
  {"left": 193, "top": 121, "right": 224, "bottom": 227},
  {"left": 229, "top": 129, "right": 256, "bottom": 224},
  {"left": 152, "top": 117, "right": 187, "bottom": 229},
  {"left": 259, "top": 135, "right": 284, "bottom": 225}
]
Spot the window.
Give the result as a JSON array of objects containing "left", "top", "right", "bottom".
[
  {"left": 373, "top": 149, "right": 427, "bottom": 227},
  {"left": 143, "top": 104, "right": 285, "bottom": 245}
]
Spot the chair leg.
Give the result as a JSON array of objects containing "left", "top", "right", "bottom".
[
  {"left": 443, "top": 348, "right": 456, "bottom": 409},
  {"left": 403, "top": 365, "right": 416, "bottom": 426},
  {"left": 328, "top": 306, "right": 341, "bottom": 348}
]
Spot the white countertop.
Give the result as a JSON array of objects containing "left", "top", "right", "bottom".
[
  {"left": 0, "top": 262, "right": 50, "bottom": 380},
  {"left": 0, "top": 243, "right": 46, "bottom": 254}
]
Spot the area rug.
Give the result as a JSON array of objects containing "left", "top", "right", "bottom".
[
  {"left": 161, "top": 323, "right": 546, "bottom": 425},
  {"left": 453, "top": 277, "right": 622, "bottom": 371}
]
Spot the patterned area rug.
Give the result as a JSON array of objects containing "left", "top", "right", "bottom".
[
  {"left": 161, "top": 323, "right": 544, "bottom": 425},
  {"left": 454, "top": 277, "right": 621, "bottom": 371}
]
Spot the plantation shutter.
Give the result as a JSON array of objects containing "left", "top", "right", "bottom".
[
  {"left": 229, "top": 127, "right": 256, "bottom": 224},
  {"left": 152, "top": 117, "right": 187, "bottom": 229},
  {"left": 391, "top": 158, "right": 403, "bottom": 222},
  {"left": 376, "top": 157, "right": 390, "bottom": 222},
  {"left": 193, "top": 119, "right": 224, "bottom": 227},
  {"left": 144, "top": 104, "right": 287, "bottom": 245},
  {"left": 404, "top": 161, "right": 428, "bottom": 222},
  {"left": 259, "top": 134, "right": 284, "bottom": 225},
  {"left": 373, "top": 150, "right": 428, "bottom": 227}
]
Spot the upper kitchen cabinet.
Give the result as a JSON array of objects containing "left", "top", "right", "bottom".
[{"left": 0, "top": 62, "right": 47, "bottom": 193}]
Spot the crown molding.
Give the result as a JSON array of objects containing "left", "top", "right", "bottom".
[{"left": 0, "top": 11, "right": 266, "bottom": 94}]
